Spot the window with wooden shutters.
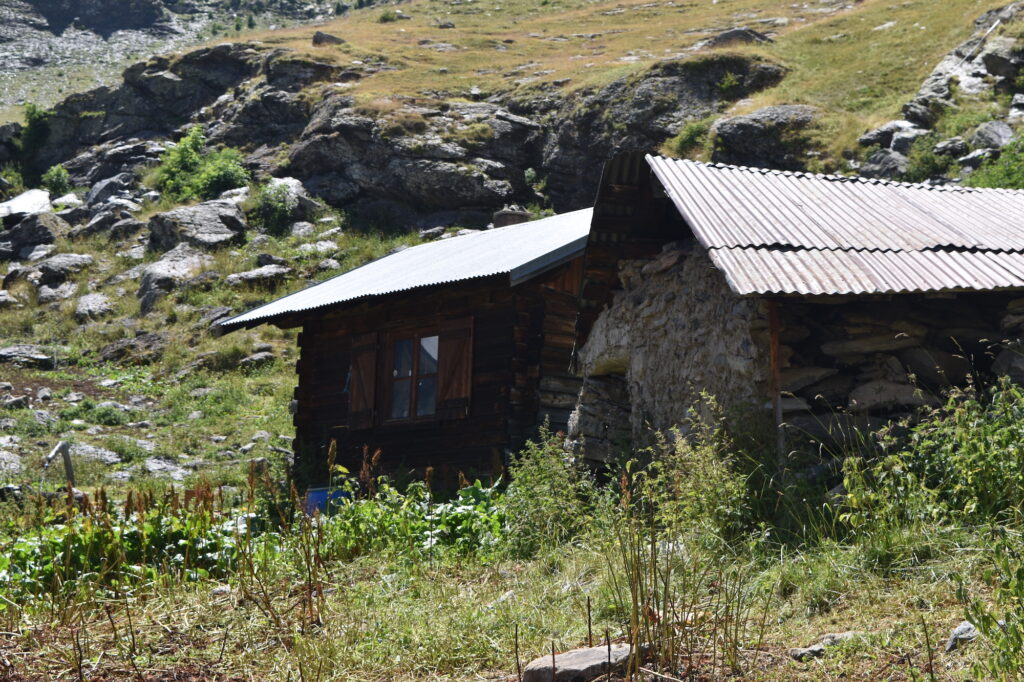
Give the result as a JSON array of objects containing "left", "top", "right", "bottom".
[
  {"left": 436, "top": 316, "right": 473, "bottom": 420},
  {"left": 348, "top": 332, "right": 378, "bottom": 429}
]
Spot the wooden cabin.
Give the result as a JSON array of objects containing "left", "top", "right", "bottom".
[{"left": 218, "top": 209, "right": 591, "bottom": 488}]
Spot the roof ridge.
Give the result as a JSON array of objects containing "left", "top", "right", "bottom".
[{"left": 649, "top": 155, "right": 1024, "bottom": 196}]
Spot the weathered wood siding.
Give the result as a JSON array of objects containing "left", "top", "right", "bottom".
[{"left": 291, "top": 258, "right": 584, "bottom": 489}]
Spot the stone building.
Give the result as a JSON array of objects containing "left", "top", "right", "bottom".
[{"left": 569, "top": 153, "right": 1024, "bottom": 462}]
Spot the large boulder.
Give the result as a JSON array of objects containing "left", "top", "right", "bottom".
[
  {"left": 860, "top": 149, "right": 909, "bottom": 179},
  {"left": 75, "top": 293, "right": 114, "bottom": 322},
  {"left": 137, "top": 243, "right": 213, "bottom": 313},
  {"left": 970, "top": 120, "right": 1014, "bottom": 149},
  {"left": 148, "top": 200, "right": 247, "bottom": 252},
  {"left": 0, "top": 213, "right": 67, "bottom": 260},
  {"left": 84, "top": 172, "right": 136, "bottom": 207},
  {"left": 0, "top": 190, "right": 51, "bottom": 227},
  {"left": 36, "top": 253, "right": 93, "bottom": 285},
  {"left": 710, "top": 105, "right": 817, "bottom": 170}
]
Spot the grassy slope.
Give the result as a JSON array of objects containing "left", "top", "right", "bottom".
[{"left": 0, "top": 1, "right": 1016, "bottom": 679}]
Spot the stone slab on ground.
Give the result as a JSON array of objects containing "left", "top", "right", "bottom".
[{"left": 522, "top": 643, "right": 631, "bottom": 682}]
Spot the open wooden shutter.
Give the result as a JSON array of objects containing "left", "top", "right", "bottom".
[
  {"left": 348, "top": 332, "right": 378, "bottom": 429},
  {"left": 437, "top": 316, "right": 473, "bottom": 420}
]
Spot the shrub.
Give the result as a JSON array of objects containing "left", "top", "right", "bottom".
[
  {"left": 150, "top": 125, "right": 250, "bottom": 201},
  {"left": 18, "top": 102, "right": 50, "bottom": 156},
  {"left": 0, "top": 164, "right": 24, "bottom": 195},
  {"left": 498, "top": 426, "right": 596, "bottom": 558},
  {"left": 641, "top": 395, "right": 750, "bottom": 542},
  {"left": 843, "top": 380, "right": 1024, "bottom": 528},
  {"left": 378, "top": 8, "right": 398, "bottom": 22},
  {"left": 666, "top": 117, "right": 715, "bottom": 159},
  {"left": 960, "top": 532, "right": 1024, "bottom": 679},
  {"left": 40, "top": 164, "right": 71, "bottom": 196},
  {"left": 967, "top": 137, "right": 1024, "bottom": 189},
  {"left": 246, "top": 182, "right": 296, "bottom": 235},
  {"left": 902, "top": 134, "right": 953, "bottom": 183}
]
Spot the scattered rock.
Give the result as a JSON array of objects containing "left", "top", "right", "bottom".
[
  {"left": 137, "top": 243, "right": 213, "bottom": 313},
  {"left": 0, "top": 190, "right": 50, "bottom": 227},
  {"left": 97, "top": 332, "right": 168, "bottom": 365},
  {"left": 290, "top": 221, "right": 315, "bottom": 238},
  {"left": 0, "top": 345, "right": 55, "bottom": 369},
  {"left": 958, "top": 148, "right": 997, "bottom": 170},
  {"left": 70, "top": 443, "right": 121, "bottom": 465},
  {"left": 944, "top": 620, "right": 979, "bottom": 652},
  {"left": 37, "top": 282, "right": 78, "bottom": 303},
  {"left": 849, "top": 379, "right": 932, "bottom": 411},
  {"left": 970, "top": 120, "right": 1014, "bottom": 149},
  {"left": 522, "top": 643, "right": 631, "bottom": 682},
  {"left": 36, "top": 387, "right": 52, "bottom": 401},
  {"left": 256, "top": 253, "right": 287, "bottom": 267},
  {"left": 84, "top": 173, "right": 134, "bottom": 207},
  {"left": 0, "top": 290, "right": 21, "bottom": 309},
  {"left": 0, "top": 212, "right": 66, "bottom": 260},
  {"left": 144, "top": 456, "right": 189, "bottom": 481},
  {"left": 790, "top": 631, "right": 863, "bottom": 661},
  {"left": 890, "top": 127, "right": 929, "bottom": 154},
  {"left": 37, "top": 253, "right": 94, "bottom": 285},
  {"left": 312, "top": 31, "right": 345, "bottom": 46},
  {"left": 693, "top": 27, "right": 773, "bottom": 50},
  {"left": 148, "top": 200, "right": 248, "bottom": 252},
  {"left": 299, "top": 240, "right": 337, "bottom": 255},
  {"left": 858, "top": 120, "right": 917, "bottom": 148},
  {"left": 317, "top": 258, "right": 340, "bottom": 271},
  {"left": 1, "top": 395, "right": 29, "bottom": 409},
  {"left": 238, "top": 351, "right": 275, "bottom": 369},
  {"left": 226, "top": 264, "right": 293, "bottom": 287},
  {"left": 933, "top": 136, "right": 968, "bottom": 157},
  {"left": 860, "top": 149, "right": 909, "bottom": 179}
]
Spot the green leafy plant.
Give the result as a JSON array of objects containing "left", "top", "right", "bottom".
[
  {"left": 378, "top": 8, "right": 398, "bottom": 22},
  {"left": 498, "top": 426, "right": 596, "bottom": 558},
  {"left": 903, "top": 134, "right": 953, "bottom": 183},
  {"left": 149, "top": 125, "right": 250, "bottom": 201},
  {"left": 666, "top": 116, "right": 715, "bottom": 159},
  {"left": 246, "top": 182, "right": 296, "bottom": 236},
  {"left": 40, "top": 164, "right": 71, "bottom": 196},
  {"left": 967, "top": 137, "right": 1024, "bottom": 189}
]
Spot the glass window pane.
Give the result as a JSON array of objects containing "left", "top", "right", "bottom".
[
  {"left": 392, "top": 339, "right": 413, "bottom": 378},
  {"left": 416, "top": 376, "right": 436, "bottom": 417},
  {"left": 419, "top": 335, "right": 439, "bottom": 375},
  {"left": 390, "top": 380, "right": 411, "bottom": 419}
]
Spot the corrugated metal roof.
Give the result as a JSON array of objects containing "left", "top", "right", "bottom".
[
  {"left": 218, "top": 208, "right": 592, "bottom": 331},
  {"left": 647, "top": 156, "right": 1024, "bottom": 296}
]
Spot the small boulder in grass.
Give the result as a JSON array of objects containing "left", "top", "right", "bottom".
[{"left": 522, "top": 643, "right": 631, "bottom": 682}]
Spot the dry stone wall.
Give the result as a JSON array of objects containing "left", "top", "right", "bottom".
[{"left": 568, "top": 240, "right": 770, "bottom": 458}]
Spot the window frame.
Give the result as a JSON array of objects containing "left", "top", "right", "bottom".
[{"left": 383, "top": 331, "right": 441, "bottom": 423}]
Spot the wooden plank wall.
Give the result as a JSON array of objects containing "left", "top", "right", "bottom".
[{"left": 291, "top": 265, "right": 581, "bottom": 490}]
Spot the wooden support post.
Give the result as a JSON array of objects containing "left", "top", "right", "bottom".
[{"left": 767, "top": 301, "right": 785, "bottom": 475}]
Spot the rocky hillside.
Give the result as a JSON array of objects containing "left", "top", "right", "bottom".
[
  {"left": 0, "top": 0, "right": 1021, "bottom": 489},
  {"left": 0, "top": 0, "right": 340, "bottom": 117}
]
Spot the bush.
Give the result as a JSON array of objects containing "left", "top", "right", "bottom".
[
  {"left": 640, "top": 395, "right": 750, "bottom": 542},
  {"left": 902, "top": 134, "right": 953, "bottom": 183},
  {"left": 18, "top": 103, "right": 50, "bottom": 156},
  {"left": 498, "top": 426, "right": 596, "bottom": 558},
  {"left": 40, "top": 164, "right": 71, "bottom": 196},
  {"left": 378, "top": 8, "right": 398, "bottom": 22},
  {"left": 967, "top": 137, "right": 1024, "bottom": 189},
  {"left": 843, "top": 380, "right": 1024, "bottom": 528},
  {"left": 666, "top": 117, "right": 715, "bottom": 159},
  {"left": 960, "top": 532, "right": 1024, "bottom": 679},
  {"left": 246, "top": 182, "right": 296, "bottom": 235},
  {"left": 150, "top": 125, "right": 250, "bottom": 201}
]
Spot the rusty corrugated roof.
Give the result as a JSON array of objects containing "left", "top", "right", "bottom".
[
  {"left": 647, "top": 156, "right": 1024, "bottom": 296},
  {"left": 218, "top": 208, "right": 592, "bottom": 331}
]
